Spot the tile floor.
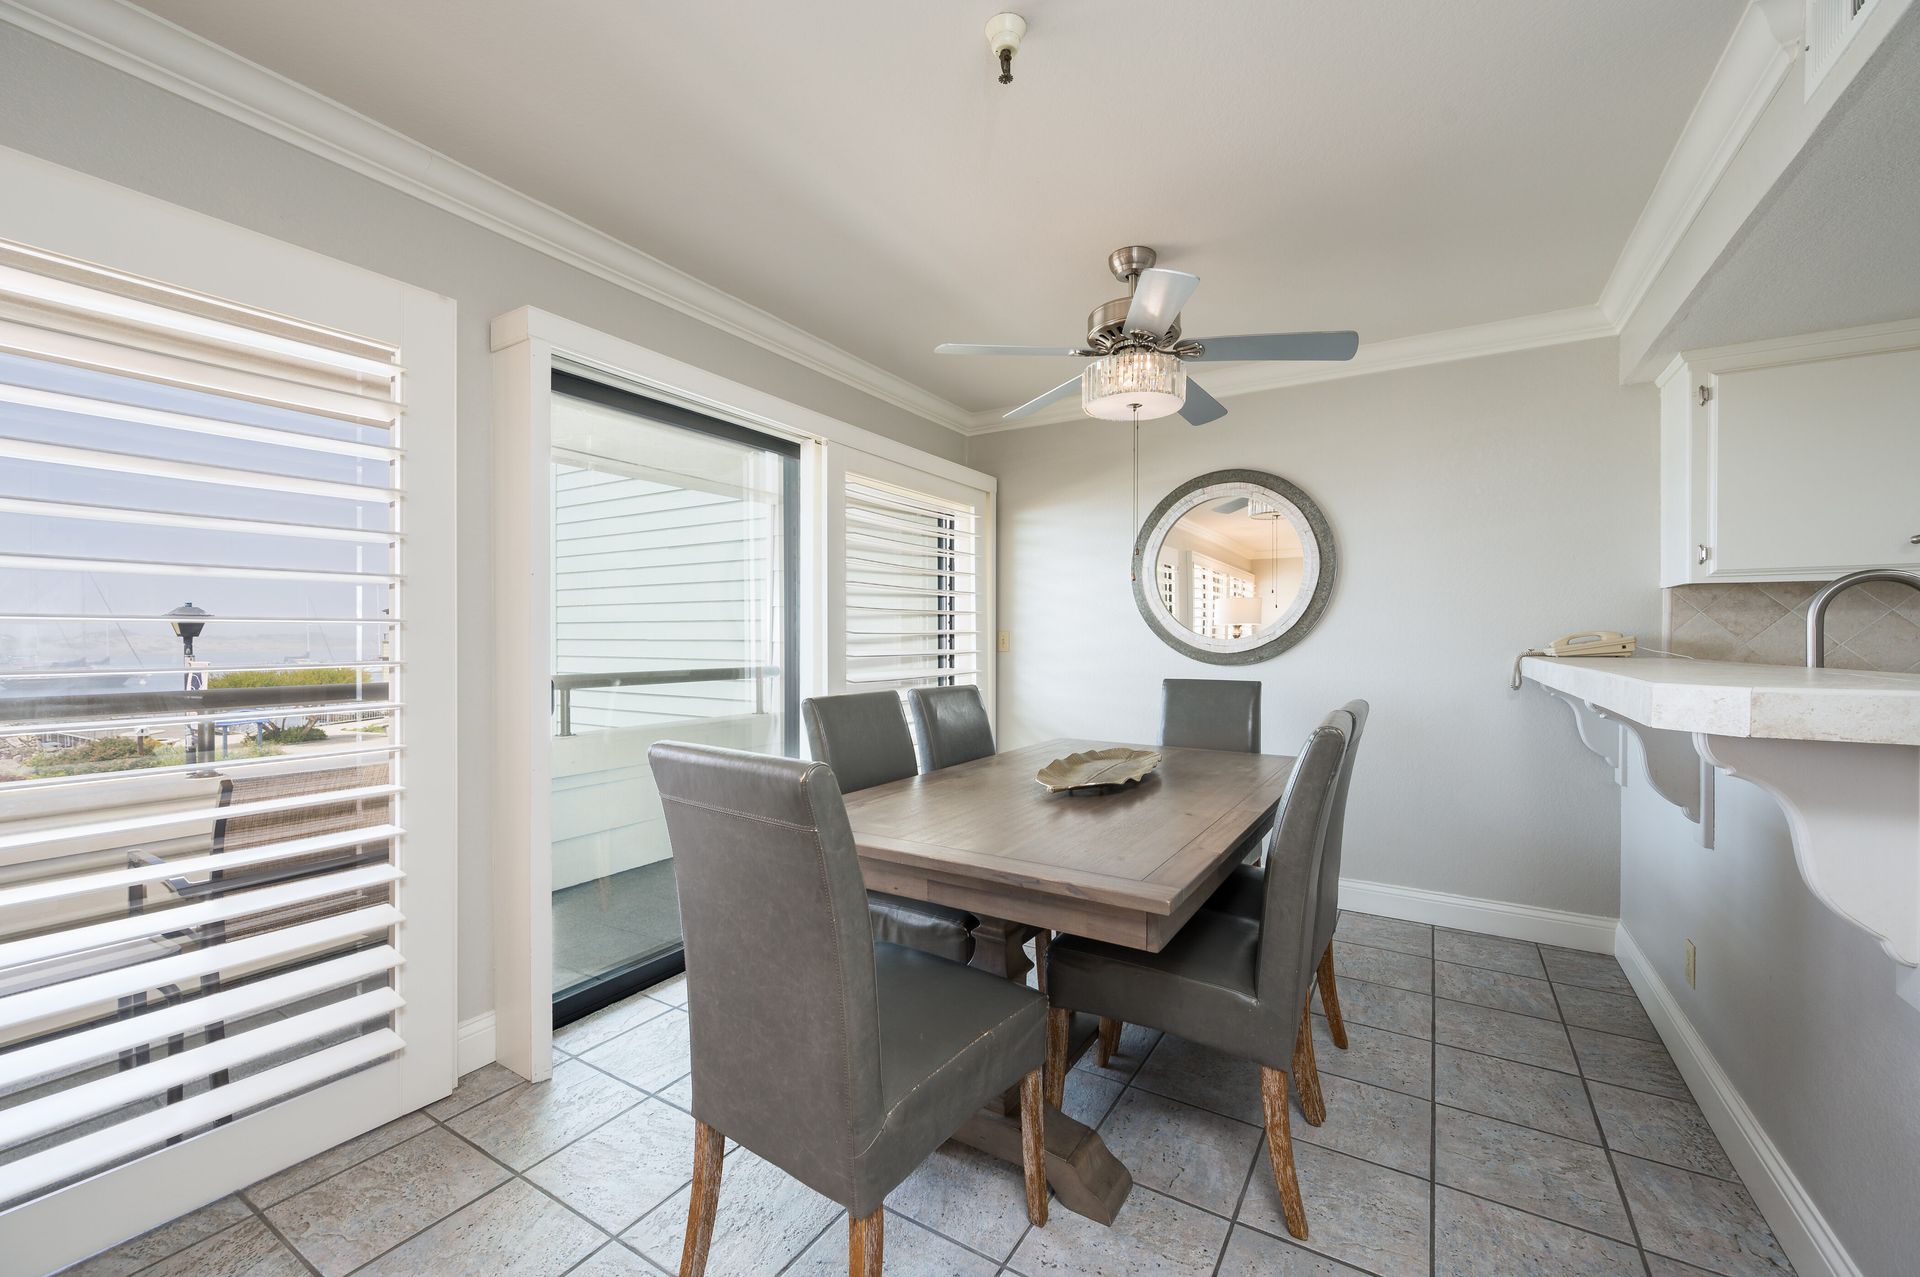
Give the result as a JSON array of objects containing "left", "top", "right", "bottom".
[{"left": 61, "top": 914, "right": 1796, "bottom": 1277}]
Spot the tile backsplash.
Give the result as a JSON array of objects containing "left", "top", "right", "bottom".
[{"left": 1665, "top": 581, "right": 1920, "bottom": 673}]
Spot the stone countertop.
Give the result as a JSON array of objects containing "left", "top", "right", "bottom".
[{"left": 1519, "top": 655, "right": 1920, "bottom": 746}]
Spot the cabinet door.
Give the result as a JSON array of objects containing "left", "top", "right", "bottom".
[{"left": 1710, "top": 348, "right": 1920, "bottom": 577}]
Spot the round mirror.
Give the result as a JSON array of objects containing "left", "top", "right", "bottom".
[{"left": 1132, "top": 469, "right": 1336, "bottom": 664}]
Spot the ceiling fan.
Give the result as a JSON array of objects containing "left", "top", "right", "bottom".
[{"left": 937, "top": 245, "right": 1358, "bottom": 426}]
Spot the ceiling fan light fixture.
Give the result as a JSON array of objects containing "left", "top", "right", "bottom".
[{"left": 1082, "top": 348, "right": 1186, "bottom": 421}]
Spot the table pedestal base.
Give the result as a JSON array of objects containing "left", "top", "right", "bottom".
[{"left": 950, "top": 1101, "right": 1132, "bottom": 1225}]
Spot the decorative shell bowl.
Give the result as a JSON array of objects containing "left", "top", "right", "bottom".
[{"left": 1036, "top": 747, "right": 1162, "bottom": 795}]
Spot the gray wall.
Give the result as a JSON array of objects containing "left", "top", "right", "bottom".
[
  {"left": 967, "top": 339, "right": 1662, "bottom": 918},
  {"left": 1620, "top": 766, "right": 1920, "bottom": 1277},
  {"left": 0, "top": 26, "right": 964, "bottom": 1021}
]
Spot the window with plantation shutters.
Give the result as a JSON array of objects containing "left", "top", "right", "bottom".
[
  {"left": 0, "top": 236, "right": 412, "bottom": 1210},
  {"left": 842, "top": 476, "right": 980, "bottom": 692}
]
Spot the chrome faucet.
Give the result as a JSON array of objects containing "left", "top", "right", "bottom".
[{"left": 1806, "top": 568, "right": 1920, "bottom": 667}]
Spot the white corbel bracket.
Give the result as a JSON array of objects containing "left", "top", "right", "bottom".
[
  {"left": 1694, "top": 733, "right": 1920, "bottom": 969},
  {"left": 1594, "top": 707, "right": 1716, "bottom": 848},
  {"left": 1542, "top": 688, "right": 1626, "bottom": 784},
  {"left": 1540, "top": 687, "right": 1714, "bottom": 847}
]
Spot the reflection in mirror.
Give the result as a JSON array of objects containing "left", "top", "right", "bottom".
[{"left": 1133, "top": 471, "right": 1334, "bottom": 665}]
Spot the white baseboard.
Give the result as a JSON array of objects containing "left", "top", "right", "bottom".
[
  {"left": 1338, "top": 876, "right": 1617, "bottom": 953},
  {"left": 456, "top": 1012, "right": 496, "bottom": 1076},
  {"left": 1615, "top": 925, "right": 1862, "bottom": 1277}
]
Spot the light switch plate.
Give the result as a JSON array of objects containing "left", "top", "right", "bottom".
[{"left": 1684, "top": 939, "right": 1697, "bottom": 988}]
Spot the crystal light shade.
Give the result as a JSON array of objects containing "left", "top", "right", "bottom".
[{"left": 1081, "top": 349, "right": 1186, "bottom": 420}]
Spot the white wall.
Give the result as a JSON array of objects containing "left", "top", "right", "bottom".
[
  {"left": 1620, "top": 765, "right": 1920, "bottom": 1277},
  {"left": 967, "top": 339, "right": 1662, "bottom": 917},
  {"left": 0, "top": 28, "right": 964, "bottom": 1021}
]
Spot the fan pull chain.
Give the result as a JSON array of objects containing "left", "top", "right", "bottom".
[{"left": 1130, "top": 408, "right": 1141, "bottom": 582}]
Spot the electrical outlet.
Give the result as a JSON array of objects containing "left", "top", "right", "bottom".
[
  {"left": 997, "top": 630, "right": 1011, "bottom": 653},
  {"left": 1684, "top": 939, "right": 1696, "bottom": 988}
]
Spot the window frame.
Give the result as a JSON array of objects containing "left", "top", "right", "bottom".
[{"left": 0, "top": 147, "right": 459, "bottom": 1276}]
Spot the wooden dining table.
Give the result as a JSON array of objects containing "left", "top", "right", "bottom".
[{"left": 841, "top": 737, "right": 1298, "bottom": 1224}]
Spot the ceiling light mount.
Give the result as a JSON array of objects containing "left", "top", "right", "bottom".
[{"left": 984, "top": 13, "right": 1026, "bottom": 85}]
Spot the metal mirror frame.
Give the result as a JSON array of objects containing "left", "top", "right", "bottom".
[{"left": 1131, "top": 468, "right": 1337, "bottom": 665}]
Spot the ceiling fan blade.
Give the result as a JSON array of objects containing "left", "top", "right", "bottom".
[
  {"left": 1003, "top": 375, "right": 1085, "bottom": 420},
  {"left": 1186, "top": 331, "right": 1360, "bottom": 362},
  {"left": 1123, "top": 269, "right": 1200, "bottom": 338},
  {"left": 1179, "top": 378, "right": 1229, "bottom": 427},
  {"left": 936, "top": 343, "right": 1086, "bottom": 357}
]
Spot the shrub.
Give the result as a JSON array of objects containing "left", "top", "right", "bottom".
[
  {"left": 261, "top": 723, "right": 329, "bottom": 744},
  {"left": 209, "top": 667, "right": 358, "bottom": 689}
]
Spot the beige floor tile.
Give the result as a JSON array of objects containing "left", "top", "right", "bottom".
[
  {"left": 1435, "top": 998, "right": 1577, "bottom": 1073},
  {"left": 1333, "top": 977, "right": 1433, "bottom": 1039},
  {"left": 553, "top": 993, "right": 672, "bottom": 1055},
  {"left": 1433, "top": 1187, "right": 1642, "bottom": 1277},
  {"left": 1616, "top": 1155, "right": 1793, "bottom": 1277},
  {"left": 1008, "top": 1184, "right": 1229, "bottom": 1277},
  {"left": 1435, "top": 1106, "right": 1632, "bottom": 1242},
  {"left": 142, "top": 1218, "right": 308, "bottom": 1277},
  {"left": 1217, "top": 1225, "right": 1375, "bottom": 1275},
  {"left": 1435, "top": 1045, "right": 1599, "bottom": 1144},
  {"left": 1096, "top": 1087, "right": 1264, "bottom": 1215},
  {"left": 1591, "top": 1083, "right": 1737, "bottom": 1180},
  {"left": 524, "top": 1098, "right": 698, "bottom": 1232},
  {"left": 1569, "top": 1027, "right": 1691, "bottom": 1100},
  {"left": 355, "top": 1179, "right": 604, "bottom": 1277},
  {"left": 569, "top": 1242, "right": 658, "bottom": 1276},
  {"left": 1310, "top": 1013, "right": 1432, "bottom": 1099},
  {"left": 424, "top": 1061, "right": 526, "bottom": 1122},
  {"left": 1292, "top": 1074, "right": 1431, "bottom": 1178},
  {"left": 1330, "top": 939, "right": 1431, "bottom": 994},
  {"left": 244, "top": 1112, "right": 436, "bottom": 1208},
  {"left": 1334, "top": 912, "right": 1433, "bottom": 957},
  {"left": 59, "top": 1196, "right": 254, "bottom": 1277},
  {"left": 446, "top": 1058, "right": 641, "bottom": 1170},
  {"left": 1130, "top": 1033, "right": 1264, "bottom": 1125},
  {"left": 623, "top": 1148, "right": 839, "bottom": 1275},
  {"left": 578, "top": 1007, "right": 693, "bottom": 1091},
  {"left": 789, "top": 1211, "right": 996, "bottom": 1276},
  {"left": 1555, "top": 983, "right": 1660, "bottom": 1042},
  {"left": 1434, "top": 929, "right": 1545, "bottom": 978},
  {"left": 265, "top": 1126, "right": 508, "bottom": 1277},
  {"left": 1241, "top": 1142, "right": 1430, "bottom": 1277},
  {"left": 1435, "top": 960, "right": 1560, "bottom": 1020},
  {"left": 885, "top": 1140, "right": 1037, "bottom": 1262}
]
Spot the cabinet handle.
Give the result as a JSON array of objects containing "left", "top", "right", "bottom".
[
  {"left": 1911, "top": 534, "right": 1920, "bottom": 545},
  {"left": 1698, "top": 544, "right": 1712, "bottom": 565}
]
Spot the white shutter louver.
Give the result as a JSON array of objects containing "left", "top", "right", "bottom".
[
  {"left": 0, "top": 237, "right": 408, "bottom": 1209},
  {"left": 843, "top": 476, "right": 980, "bottom": 692}
]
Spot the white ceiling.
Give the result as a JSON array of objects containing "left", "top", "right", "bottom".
[{"left": 136, "top": 0, "right": 1744, "bottom": 418}]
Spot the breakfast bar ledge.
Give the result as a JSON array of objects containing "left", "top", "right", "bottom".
[{"left": 1520, "top": 656, "right": 1920, "bottom": 997}]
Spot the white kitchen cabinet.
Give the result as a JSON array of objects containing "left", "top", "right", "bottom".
[{"left": 1659, "top": 320, "right": 1920, "bottom": 585}]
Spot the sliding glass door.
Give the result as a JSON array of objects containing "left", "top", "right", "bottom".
[{"left": 548, "top": 372, "right": 798, "bottom": 1024}]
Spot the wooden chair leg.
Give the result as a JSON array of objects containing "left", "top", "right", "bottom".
[
  {"left": 1316, "top": 946, "right": 1348, "bottom": 1050},
  {"left": 848, "top": 1206, "right": 883, "bottom": 1277},
  {"left": 1260, "top": 1066, "right": 1309, "bottom": 1240},
  {"left": 1044, "top": 1007, "right": 1070, "bottom": 1108},
  {"left": 1095, "top": 1017, "right": 1121, "bottom": 1069},
  {"left": 1293, "top": 999, "right": 1326, "bottom": 1126},
  {"left": 679, "top": 1120, "right": 725, "bottom": 1277},
  {"left": 1019, "top": 1067, "right": 1049, "bottom": 1226}
]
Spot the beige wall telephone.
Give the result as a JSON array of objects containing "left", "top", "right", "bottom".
[{"left": 1511, "top": 631, "right": 1636, "bottom": 688}]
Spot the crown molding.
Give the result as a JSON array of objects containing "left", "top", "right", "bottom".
[
  {"left": 0, "top": 0, "right": 977, "bottom": 435},
  {"left": 2, "top": 0, "right": 1800, "bottom": 442},
  {"left": 959, "top": 304, "right": 1617, "bottom": 435},
  {"left": 1595, "top": 1, "right": 1798, "bottom": 328}
]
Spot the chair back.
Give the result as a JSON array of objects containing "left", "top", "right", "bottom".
[
  {"left": 1311, "top": 700, "right": 1370, "bottom": 963},
  {"left": 1256, "top": 710, "right": 1351, "bottom": 1017},
  {"left": 801, "top": 691, "right": 917, "bottom": 793},
  {"left": 905, "top": 685, "right": 996, "bottom": 770},
  {"left": 648, "top": 742, "right": 884, "bottom": 1203},
  {"left": 1159, "top": 679, "right": 1261, "bottom": 753}
]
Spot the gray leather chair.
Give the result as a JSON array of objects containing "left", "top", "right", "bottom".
[
  {"left": 1206, "top": 700, "right": 1369, "bottom": 1068},
  {"left": 905, "top": 685, "right": 996, "bottom": 770},
  {"left": 1042, "top": 710, "right": 1352, "bottom": 1242},
  {"left": 802, "top": 692, "right": 981, "bottom": 963},
  {"left": 1087, "top": 679, "right": 1271, "bottom": 1069},
  {"left": 649, "top": 742, "right": 1049, "bottom": 1275},
  {"left": 1160, "top": 677, "right": 1261, "bottom": 752}
]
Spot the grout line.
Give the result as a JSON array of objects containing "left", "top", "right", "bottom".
[
  {"left": 1209, "top": 1131, "right": 1265, "bottom": 1277},
  {"left": 336, "top": 1175, "right": 528, "bottom": 1277},
  {"left": 1543, "top": 967, "right": 1656, "bottom": 1277},
  {"left": 772, "top": 1210, "right": 843, "bottom": 1275},
  {"left": 1429, "top": 944, "right": 1439, "bottom": 1276}
]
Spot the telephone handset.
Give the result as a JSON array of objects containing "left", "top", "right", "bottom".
[
  {"left": 1510, "top": 631, "right": 1636, "bottom": 688},
  {"left": 1540, "top": 631, "right": 1636, "bottom": 658}
]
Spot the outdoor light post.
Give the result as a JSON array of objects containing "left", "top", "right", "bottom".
[{"left": 166, "top": 602, "right": 214, "bottom": 765}]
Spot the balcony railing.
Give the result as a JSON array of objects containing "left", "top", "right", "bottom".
[{"left": 550, "top": 667, "right": 778, "bottom": 737}]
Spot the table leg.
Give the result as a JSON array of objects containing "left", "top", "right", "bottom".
[{"left": 955, "top": 920, "right": 1134, "bottom": 1225}]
